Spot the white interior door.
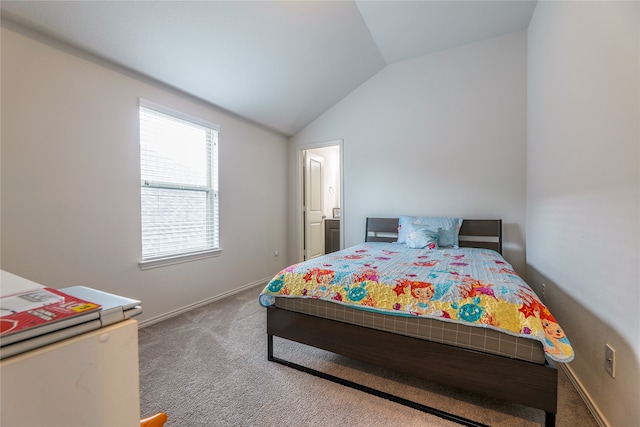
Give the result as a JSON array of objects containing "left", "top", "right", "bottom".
[{"left": 304, "top": 152, "right": 325, "bottom": 260}]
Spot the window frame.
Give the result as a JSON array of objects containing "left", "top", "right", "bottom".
[{"left": 138, "top": 98, "right": 221, "bottom": 270}]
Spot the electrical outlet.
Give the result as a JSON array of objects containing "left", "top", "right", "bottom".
[
  {"left": 605, "top": 344, "right": 616, "bottom": 378},
  {"left": 541, "top": 283, "right": 546, "bottom": 301}
]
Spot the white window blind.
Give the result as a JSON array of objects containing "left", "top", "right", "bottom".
[{"left": 139, "top": 99, "right": 219, "bottom": 265}]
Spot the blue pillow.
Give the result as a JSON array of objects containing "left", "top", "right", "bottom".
[
  {"left": 397, "top": 216, "right": 463, "bottom": 248},
  {"left": 405, "top": 225, "right": 439, "bottom": 249}
]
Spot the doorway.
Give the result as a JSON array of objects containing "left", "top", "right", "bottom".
[{"left": 298, "top": 141, "right": 343, "bottom": 262}]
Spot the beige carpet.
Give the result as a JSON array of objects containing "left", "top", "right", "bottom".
[{"left": 138, "top": 285, "right": 597, "bottom": 426}]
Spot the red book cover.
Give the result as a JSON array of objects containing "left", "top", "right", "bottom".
[{"left": 0, "top": 288, "right": 101, "bottom": 337}]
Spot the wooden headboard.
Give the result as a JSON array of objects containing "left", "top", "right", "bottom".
[{"left": 365, "top": 217, "right": 503, "bottom": 254}]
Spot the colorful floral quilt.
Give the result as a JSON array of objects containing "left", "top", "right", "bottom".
[{"left": 259, "top": 243, "right": 574, "bottom": 363}]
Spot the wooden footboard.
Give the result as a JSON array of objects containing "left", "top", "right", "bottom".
[{"left": 267, "top": 306, "right": 557, "bottom": 425}]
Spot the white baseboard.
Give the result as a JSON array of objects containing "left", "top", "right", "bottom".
[
  {"left": 137, "top": 277, "right": 270, "bottom": 328},
  {"left": 559, "top": 363, "right": 608, "bottom": 427}
]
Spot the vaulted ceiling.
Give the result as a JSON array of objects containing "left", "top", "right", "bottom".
[{"left": 1, "top": 1, "right": 537, "bottom": 136}]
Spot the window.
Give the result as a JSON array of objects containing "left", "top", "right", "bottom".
[{"left": 138, "top": 99, "right": 220, "bottom": 268}]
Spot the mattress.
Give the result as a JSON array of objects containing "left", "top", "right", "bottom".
[
  {"left": 274, "top": 296, "right": 546, "bottom": 364},
  {"left": 261, "top": 242, "right": 573, "bottom": 363}
]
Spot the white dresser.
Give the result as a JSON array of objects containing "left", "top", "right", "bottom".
[{"left": 0, "top": 272, "right": 141, "bottom": 426}]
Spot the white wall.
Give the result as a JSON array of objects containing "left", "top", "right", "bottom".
[
  {"left": 1, "top": 22, "right": 290, "bottom": 323},
  {"left": 291, "top": 31, "right": 528, "bottom": 274},
  {"left": 527, "top": 2, "right": 639, "bottom": 425}
]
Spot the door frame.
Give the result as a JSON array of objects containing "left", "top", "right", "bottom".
[{"left": 296, "top": 139, "right": 344, "bottom": 263}]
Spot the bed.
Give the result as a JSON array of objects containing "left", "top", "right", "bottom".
[{"left": 260, "top": 218, "right": 573, "bottom": 426}]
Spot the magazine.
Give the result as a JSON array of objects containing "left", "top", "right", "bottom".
[{"left": 0, "top": 288, "right": 101, "bottom": 337}]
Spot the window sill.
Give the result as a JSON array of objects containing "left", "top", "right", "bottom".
[{"left": 139, "top": 249, "right": 222, "bottom": 270}]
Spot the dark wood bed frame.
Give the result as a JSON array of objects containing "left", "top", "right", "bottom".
[{"left": 267, "top": 218, "right": 557, "bottom": 426}]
